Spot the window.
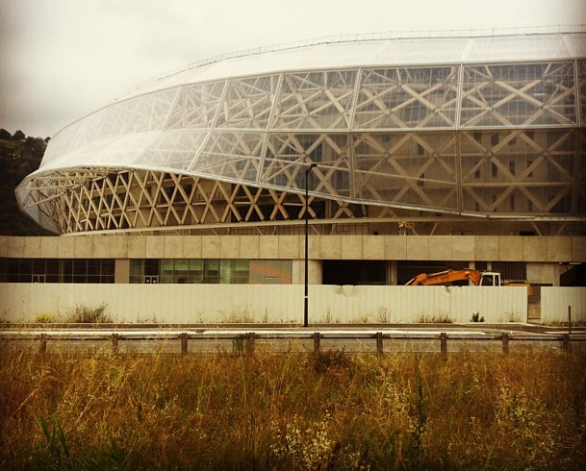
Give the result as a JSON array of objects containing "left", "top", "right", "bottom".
[
  {"left": 0, "top": 259, "right": 114, "bottom": 283},
  {"left": 130, "top": 259, "right": 250, "bottom": 284}
]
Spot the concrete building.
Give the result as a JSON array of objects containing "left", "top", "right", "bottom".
[{"left": 3, "top": 28, "right": 585, "bottom": 323}]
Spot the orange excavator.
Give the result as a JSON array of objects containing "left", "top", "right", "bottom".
[{"left": 406, "top": 269, "right": 534, "bottom": 295}]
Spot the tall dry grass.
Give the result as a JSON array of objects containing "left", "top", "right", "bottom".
[{"left": 0, "top": 345, "right": 584, "bottom": 470}]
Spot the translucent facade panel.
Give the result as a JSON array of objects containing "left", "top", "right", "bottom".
[
  {"left": 68, "top": 108, "right": 108, "bottom": 155},
  {"left": 354, "top": 67, "right": 459, "bottom": 129},
  {"left": 123, "top": 89, "right": 179, "bottom": 134},
  {"left": 384, "top": 38, "right": 468, "bottom": 65},
  {"left": 272, "top": 70, "right": 357, "bottom": 130},
  {"left": 166, "top": 81, "right": 225, "bottom": 129},
  {"left": 459, "top": 130, "right": 579, "bottom": 214},
  {"left": 262, "top": 133, "right": 352, "bottom": 197},
  {"left": 216, "top": 75, "right": 279, "bottom": 129},
  {"left": 40, "top": 120, "right": 82, "bottom": 169},
  {"left": 569, "top": 35, "right": 586, "bottom": 59},
  {"left": 261, "top": 134, "right": 308, "bottom": 191},
  {"left": 192, "top": 132, "right": 264, "bottom": 183},
  {"left": 460, "top": 62, "right": 577, "bottom": 127},
  {"left": 99, "top": 99, "right": 140, "bottom": 139},
  {"left": 84, "top": 134, "right": 158, "bottom": 167},
  {"left": 467, "top": 35, "right": 568, "bottom": 62},
  {"left": 353, "top": 132, "right": 458, "bottom": 210},
  {"left": 131, "top": 132, "right": 207, "bottom": 170}
]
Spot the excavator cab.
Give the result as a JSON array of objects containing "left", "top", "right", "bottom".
[{"left": 479, "top": 271, "right": 502, "bottom": 287}]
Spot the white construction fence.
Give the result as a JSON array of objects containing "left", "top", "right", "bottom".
[{"left": 2, "top": 283, "right": 583, "bottom": 324}]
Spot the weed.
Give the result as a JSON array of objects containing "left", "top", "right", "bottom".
[
  {"left": 418, "top": 314, "right": 453, "bottom": 323},
  {"left": 312, "top": 348, "right": 353, "bottom": 373},
  {"left": 66, "top": 303, "right": 111, "bottom": 323},
  {"left": 376, "top": 306, "right": 391, "bottom": 323},
  {"left": 1, "top": 349, "right": 584, "bottom": 470},
  {"left": 232, "top": 333, "right": 255, "bottom": 354},
  {"left": 470, "top": 312, "right": 485, "bottom": 322},
  {"left": 34, "top": 313, "right": 57, "bottom": 323}
]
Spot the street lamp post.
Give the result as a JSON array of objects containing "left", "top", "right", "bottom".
[{"left": 304, "top": 163, "right": 317, "bottom": 328}]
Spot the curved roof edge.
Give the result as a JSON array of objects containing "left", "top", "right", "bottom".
[{"left": 114, "top": 25, "right": 586, "bottom": 102}]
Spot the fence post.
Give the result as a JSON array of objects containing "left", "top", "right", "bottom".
[
  {"left": 376, "top": 332, "right": 383, "bottom": 357},
  {"left": 180, "top": 333, "right": 188, "bottom": 355},
  {"left": 440, "top": 333, "right": 447, "bottom": 357},
  {"left": 39, "top": 334, "right": 47, "bottom": 355},
  {"left": 562, "top": 334, "right": 570, "bottom": 352},
  {"left": 502, "top": 333, "right": 509, "bottom": 354},
  {"left": 111, "top": 333, "right": 119, "bottom": 353},
  {"left": 313, "top": 333, "right": 321, "bottom": 354}
]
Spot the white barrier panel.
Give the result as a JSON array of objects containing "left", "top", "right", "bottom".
[
  {"left": 0, "top": 284, "right": 528, "bottom": 324},
  {"left": 540, "top": 287, "right": 586, "bottom": 323}
]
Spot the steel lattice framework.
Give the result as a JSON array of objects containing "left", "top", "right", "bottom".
[{"left": 16, "top": 30, "right": 586, "bottom": 235}]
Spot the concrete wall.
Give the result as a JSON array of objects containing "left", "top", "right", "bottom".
[
  {"left": 0, "top": 284, "right": 530, "bottom": 324},
  {"left": 2, "top": 235, "right": 585, "bottom": 263},
  {"left": 540, "top": 287, "right": 586, "bottom": 323}
]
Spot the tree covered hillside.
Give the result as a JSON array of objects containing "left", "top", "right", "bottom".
[{"left": 0, "top": 129, "right": 52, "bottom": 235}]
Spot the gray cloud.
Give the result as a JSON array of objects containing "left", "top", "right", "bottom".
[{"left": 1, "top": 0, "right": 584, "bottom": 138}]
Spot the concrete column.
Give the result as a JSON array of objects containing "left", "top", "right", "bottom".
[
  {"left": 292, "top": 259, "right": 322, "bottom": 285},
  {"left": 388, "top": 260, "right": 398, "bottom": 285},
  {"left": 115, "top": 259, "right": 130, "bottom": 284}
]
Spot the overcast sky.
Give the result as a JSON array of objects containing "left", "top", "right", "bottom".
[{"left": 1, "top": 0, "right": 584, "bottom": 139}]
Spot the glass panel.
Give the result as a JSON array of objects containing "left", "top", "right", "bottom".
[
  {"left": 205, "top": 260, "right": 220, "bottom": 284},
  {"left": 188, "top": 259, "right": 204, "bottom": 283},
  {"left": 160, "top": 259, "right": 174, "bottom": 284},
  {"left": 220, "top": 259, "right": 233, "bottom": 284},
  {"left": 173, "top": 259, "right": 189, "bottom": 283},
  {"left": 233, "top": 260, "right": 250, "bottom": 284}
]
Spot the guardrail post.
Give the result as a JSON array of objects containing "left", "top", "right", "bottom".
[
  {"left": 562, "top": 334, "right": 570, "bottom": 352},
  {"left": 39, "top": 334, "right": 47, "bottom": 355},
  {"left": 376, "top": 332, "right": 383, "bottom": 357},
  {"left": 247, "top": 332, "right": 256, "bottom": 354},
  {"left": 313, "top": 333, "right": 321, "bottom": 354},
  {"left": 502, "top": 333, "right": 509, "bottom": 354},
  {"left": 180, "top": 333, "right": 188, "bottom": 355},
  {"left": 111, "top": 333, "right": 119, "bottom": 353},
  {"left": 439, "top": 332, "right": 447, "bottom": 357}
]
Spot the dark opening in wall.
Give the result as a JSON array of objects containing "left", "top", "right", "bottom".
[{"left": 322, "top": 260, "right": 387, "bottom": 285}]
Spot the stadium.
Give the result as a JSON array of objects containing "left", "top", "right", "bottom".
[{"left": 4, "top": 28, "right": 585, "bottom": 307}]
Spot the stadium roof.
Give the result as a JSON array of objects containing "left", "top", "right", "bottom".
[{"left": 118, "top": 27, "right": 586, "bottom": 101}]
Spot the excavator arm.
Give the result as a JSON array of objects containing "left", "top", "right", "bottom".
[{"left": 405, "top": 269, "right": 482, "bottom": 286}]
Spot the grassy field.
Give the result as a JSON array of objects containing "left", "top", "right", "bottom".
[{"left": 1, "top": 345, "right": 584, "bottom": 470}]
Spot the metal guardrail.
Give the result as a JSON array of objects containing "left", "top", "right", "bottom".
[{"left": 1, "top": 331, "right": 584, "bottom": 356}]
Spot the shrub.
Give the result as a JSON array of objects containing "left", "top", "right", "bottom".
[
  {"left": 34, "top": 313, "right": 57, "bottom": 323},
  {"left": 470, "top": 312, "right": 485, "bottom": 322},
  {"left": 67, "top": 303, "right": 111, "bottom": 323}
]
